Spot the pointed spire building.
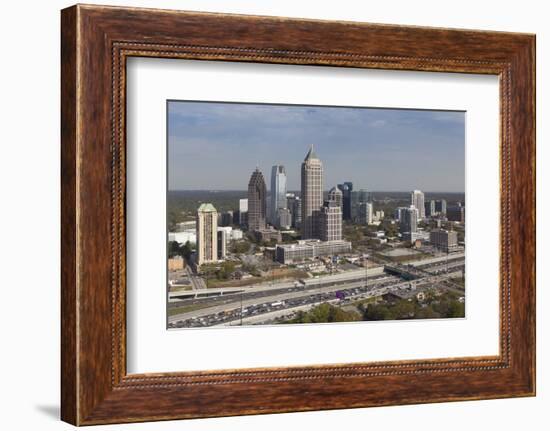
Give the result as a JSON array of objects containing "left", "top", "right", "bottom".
[{"left": 301, "top": 145, "right": 324, "bottom": 239}]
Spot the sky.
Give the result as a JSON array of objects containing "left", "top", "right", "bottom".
[{"left": 168, "top": 101, "right": 465, "bottom": 192}]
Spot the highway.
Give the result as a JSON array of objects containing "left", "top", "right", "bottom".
[{"left": 168, "top": 255, "right": 465, "bottom": 328}]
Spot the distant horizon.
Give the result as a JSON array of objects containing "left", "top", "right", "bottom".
[{"left": 168, "top": 101, "right": 465, "bottom": 193}]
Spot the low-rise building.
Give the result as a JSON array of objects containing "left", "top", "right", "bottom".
[
  {"left": 231, "top": 229, "right": 243, "bottom": 241},
  {"left": 168, "top": 230, "right": 196, "bottom": 245},
  {"left": 402, "top": 230, "right": 429, "bottom": 243},
  {"left": 176, "top": 221, "right": 196, "bottom": 232},
  {"left": 254, "top": 227, "right": 282, "bottom": 243},
  {"left": 275, "top": 239, "right": 352, "bottom": 264},
  {"left": 168, "top": 255, "right": 185, "bottom": 271},
  {"left": 430, "top": 229, "right": 459, "bottom": 252}
]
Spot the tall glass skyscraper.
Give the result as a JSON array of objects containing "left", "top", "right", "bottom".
[
  {"left": 301, "top": 145, "right": 324, "bottom": 239},
  {"left": 411, "top": 190, "right": 426, "bottom": 220},
  {"left": 337, "top": 182, "right": 353, "bottom": 220},
  {"left": 247, "top": 168, "right": 267, "bottom": 231},
  {"left": 270, "top": 165, "right": 287, "bottom": 224},
  {"left": 350, "top": 189, "right": 371, "bottom": 221}
]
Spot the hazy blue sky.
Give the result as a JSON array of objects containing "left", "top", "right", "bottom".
[{"left": 168, "top": 101, "right": 465, "bottom": 192}]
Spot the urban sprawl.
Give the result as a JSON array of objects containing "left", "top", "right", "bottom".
[{"left": 168, "top": 146, "right": 466, "bottom": 328}]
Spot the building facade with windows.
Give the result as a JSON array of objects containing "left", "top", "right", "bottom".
[
  {"left": 270, "top": 165, "right": 287, "bottom": 224},
  {"left": 328, "top": 186, "right": 343, "bottom": 213},
  {"left": 400, "top": 205, "right": 419, "bottom": 241},
  {"left": 217, "top": 228, "right": 227, "bottom": 260},
  {"left": 247, "top": 168, "right": 267, "bottom": 231},
  {"left": 319, "top": 200, "right": 342, "bottom": 241},
  {"left": 337, "top": 182, "right": 353, "bottom": 221},
  {"left": 196, "top": 203, "right": 218, "bottom": 266},
  {"left": 275, "top": 239, "right": 352, "bottom": 264},
  {"left": 411, "top": 190, "right": 426, "bottom": 220},
  {"left": 430, "top": 229, "right": 459, "bottom": 252},
  {"left": 301, "top": 145, "right": 324, "bottom": 239}
]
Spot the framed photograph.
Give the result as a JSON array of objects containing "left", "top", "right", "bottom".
[{"left": 61, "top": 4, "right": 535, "bottom": 425}]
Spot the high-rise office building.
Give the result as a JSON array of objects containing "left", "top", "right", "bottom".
[
  {"left": 328, "top": 186, "right": 343, "bottom": 213},
  {"left": 357, "top": 201, "right": 374, "bottom": 225},
  {"left": 270, "top": 165, "right": 287, "bottom": 224},
  {"left": 276, "top": 208, "right": 292, "bottom": 230},
  {"left": 217, "top": 228, "right": 227, "bottom": 260},
  {"left": 287, "top": 194, "right": 302, "bottom": 229},
  {"left": 238, "top": 198, "right": 248, "bottom": 227},
  {"left": 394, "top": 206, "right": 409, "bottom": 223},
  {"left": 196, "top": 203, "right": 218, "bottom": 266},
  {"left": 400, "top": 205, "right": 418, "bottom": 235},
  {"left": 319, "top": 200, "right": 343, "bottom": 241},
  {"left": 425, "top": 200, "right": 436, "bottom": 217},
  {"left": 411, "top": 190, "right": 426, "bottom": 220},
  {"left": 435, "top": 199, "right": 447, "bottom": 216},
  {"left": 350, "top": 189, "right": 371, "bottom": 221},
  {"left": 337, "top": 182, "right": 353, "bottom": 221},
  {"left": 219, "top": 210, "right": 233, "bottom": 227},
  {"left": 301, "top": 145, "right": 324, "bottom": 239},
  {"left": 247, "top": 168, "right": 267, "bottom": 231},
  {"left": 447, "top": 205, "right": 465, "bottom": 222},
  {"left": 430, "top": 229, "right": 458, "bottom": 252}
]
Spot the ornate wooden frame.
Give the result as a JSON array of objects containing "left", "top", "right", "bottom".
[{"left": 61, "top": 4, "right": 535, "bottom": 425}]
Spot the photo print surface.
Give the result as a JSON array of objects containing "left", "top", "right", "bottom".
[{"left": 167, "top": 101, "right": 465, "bottom": 329}]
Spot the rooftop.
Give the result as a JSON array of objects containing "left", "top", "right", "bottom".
[
  {"left": 197, "top": 203, "right": 217, "bottom": 212},
  {"left": 304, "top": 144, "right": 319, "bottom": 161}
]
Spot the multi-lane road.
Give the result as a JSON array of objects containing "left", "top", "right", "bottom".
[{"left": 168, "top": 254, "right": 465, "bottom": 329}]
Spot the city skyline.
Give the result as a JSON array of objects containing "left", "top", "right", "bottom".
[{"left": 168, "top": 100, "right": 465, "bottom": 193}]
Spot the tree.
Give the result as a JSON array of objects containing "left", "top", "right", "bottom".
[
  {"left": 217, "top": 261, "right": 237, "bottom": 280},
  {"left": 181, "top": 241, "right": 194, "bottom": 260},
  {"left": 231, "top": 241, "right": 250, "bottom": 254},
  {"left": 446, "top": 300, "right": 465, "bottom": 318},
  {"left": 168, "top": 241, "right": 181, "bottom": 258},
  {"left": 363, "top": 304, "right": 391, "bottom": 321},
  {"left": 285, "top": 303, "right": 359, "bottom": 324}
]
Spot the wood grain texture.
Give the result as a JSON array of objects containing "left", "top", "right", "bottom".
[{"left": 60, "top": 4, "right": 536, "bottom": 425}]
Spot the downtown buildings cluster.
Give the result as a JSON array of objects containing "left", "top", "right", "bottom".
[{"left": 183, "top": 145, "right": 464, "bottom": 267}]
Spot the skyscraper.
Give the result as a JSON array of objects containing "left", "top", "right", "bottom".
[
  {"left": 394, "top": 206, "right": 409, "bottom": 222},
  {"left": 287, "top": 194, "right": 302, "bottom": 229},
  {"left": 350, "top": 189, "right": 371, "bottom": 221},
  {"left": 196, "top": 203, "right": 218, "bottom": 266},
  {"left": 270, "top": 165, "right": 287, "bottom": 224},
  {"left": 217, "top": 228, "right": 227, "bottom": 260},
  {"left": 319, "top": 200, "right": 342, "bottom": 241},
  {"left": 301, "top": 145, "right": 324, "bottom": 239},
  {"left": 337, "top": 182, "right": 353, "bottom": 221},
  {"left": 425, "top": 200, "right": 436, "bottom": 217},
  {"left": 247, "top": 168, "right": 267, "bottom": 231},
  {"left": 238, "top": 198, "right": 248, "bottom": 227},
  {"left": 435, "top": 199, "right": 447, "bottom": 216},
  {"left": 411, "top": 190, "right": 426, "bottom": 220},
  {"left": 276, "top": 208, "right": 292, "bottom": 230},
  {"left": 357, "top": 202, "right": 373, "bottom": 225},
  {"left": 328, "top": 186, "right": 343, "bottom": 213},
  {"left": 219, "top": 211, "right": 233, "bottom": 227},
  {"left": 447, "top": 205, "right": 465, "bottom": 222},
  {"left": 400, "top": 205, "right": 418, "bottom": 235}
]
